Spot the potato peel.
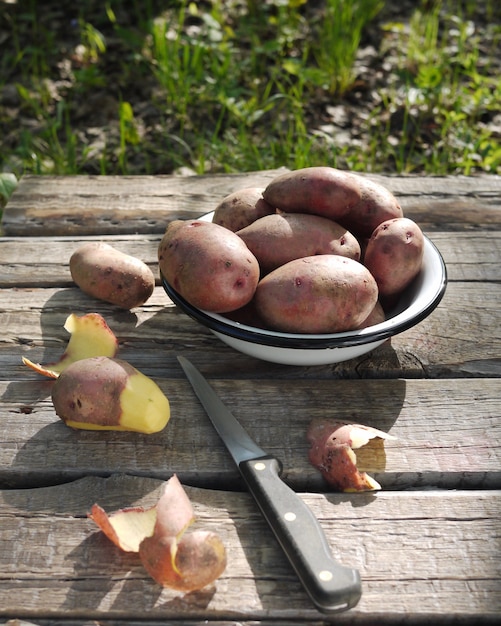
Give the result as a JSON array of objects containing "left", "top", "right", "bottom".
[
  {"left": 139, "top": 477, "right": 227, "bottom": 590},
  {"left": 151, "top": 472, "right": 196, "bottom": 576},
  {"left": 23, "top": 312, "right": 119, "bottom": 378},
  {"left": 150, "top": 463, "right": 195, "bottom": 538},
  {"left": 89, "top": 475, "right": 227, "bottom": 591},
  {"left": 307, "top": 419, "right": 395, "bottom": 492},
  {"left": 89, "top": 503, "right": 157, "bottom": 552},
  {"left": 140, "top": 529, "right": 227, "bottom": 592}
]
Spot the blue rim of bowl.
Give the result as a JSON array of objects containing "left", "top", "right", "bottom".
[{"left": 161, "top": 235, "right": 447, "bottom": 350}]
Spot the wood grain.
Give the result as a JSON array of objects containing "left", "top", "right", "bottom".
[
  {"left": 0, "top": 171, "right": 500, "bottom": 624},
  {"left": 1, "top": 278, "right": 499, "bottom": 380},
  {"left": 1, "top": 377, "right": 499, "bottom": 490},
  {"left": 2, "top": 172, "right": 500, "bottom": 236},
  {"left": 1, "top": 230, "right": 500, "bottom": 287},
  {"left": 1, "top": 475, "right": 500, "bottom": 622},
  {"left": 1, "top": 170, "right": 287, "bottom": 236}
]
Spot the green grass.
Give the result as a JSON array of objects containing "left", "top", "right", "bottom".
[
  {"left": 371, "top": 1, "right": 501, "bottom": 174},
  {"left": 0, "top": 0, "right": 499, "bottom": 184},
  {"left": 308, "top": 0, "right": 384, "bottom": 95}
]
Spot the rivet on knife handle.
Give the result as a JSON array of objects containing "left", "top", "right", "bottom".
[{"left": 239, "top": 456, "right": 361, "bottom": 613}]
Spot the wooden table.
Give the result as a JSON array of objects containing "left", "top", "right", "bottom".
[{"left": 1, "top": 171, "right": 500, "bottom": 625}]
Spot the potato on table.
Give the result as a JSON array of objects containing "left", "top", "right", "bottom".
[
  {"left": 158, "top": 219, "right": 260, "bottom": 313},
  {"left": 237, "top": 212, "right": 361, "bottom": 275},
  {"left": 254, "top": 255, "right": 378, "bottom": 333},
  {"left": 51, "top": 356, "right": 170, "bottom": 434},
  {"left": 70, "top": 242, "right": 155, "bottom": 309}
]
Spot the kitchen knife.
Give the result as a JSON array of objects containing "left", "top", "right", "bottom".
[{"left": 177, "top": 356, "right": 361, "bottom": 613}]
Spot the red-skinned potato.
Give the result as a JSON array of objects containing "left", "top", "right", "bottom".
[
  {"left": 70, "top": 242, "right": 155, "bottom": 310},
  {"left": 213, "top": 187, "right": 276, "bottom": 232},
  {"left": 262, "top": 166, "right": 361, "bottom": 221},
  {"left": 356, "top": 300, "right": 386, "bottom": 329},
  {"left": 158, "top": 219, "right": 260, "bottom": 313},
  {"left": 364, "top": 217, "right": 425, "bottom": 297},
  {"left": 51, "top": 356, "right": 170, "bottom": 433},
  {"left": 340, "top": 176, "right": 403, "bottom": 238},
  {"left": 237, "top": 212, "right": 361, "bottom": 275},
  {"left": 254, "top": 255, "right": 378, "bottom": 333}
]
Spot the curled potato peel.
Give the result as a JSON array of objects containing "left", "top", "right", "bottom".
[
  {"left": 308, "top": 419, "right": 396, "bottom": 492},
  {"left": 22, "top": 312, "right": 119, "bottom": 378},
  {"left": 89, "top": 475, "right": 227, "bottom": 591}
]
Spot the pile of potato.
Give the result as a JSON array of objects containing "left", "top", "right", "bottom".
[{"left": 158, "top": 167, "right": 425, "bottom": 334}]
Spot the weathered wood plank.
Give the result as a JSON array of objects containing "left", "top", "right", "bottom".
[
  {"left": 2, "top": 173, "right": 500, "bottom": 236},
  {"left": 0, "top": 615, "right": 332, "bottom": 626},
  {"left": 7, "top": 172, "right": 501, "bottom": 197},
  {"left": 0, "top": 235, "right": 161, "bottom": 288},
  {"left": 1, "top": 377, "right": 499, "bottom": 490},
  {"left": 0, "top": 475, "right": 500, "bottom": 622},
  {"left": 0, "top": 173, "right": 500, "bottom": 626},
  {"left": 0, "top": 616, "right": 324, "bottom": 626},
  {"left": 1, "top": 278, "right": 499, "bottom": 380},
  {"left": 0, "top": 231, "right": 500, "bottom": 287},
  {"left": 0, "top": 171, "right": 287, "bottom": 236}
]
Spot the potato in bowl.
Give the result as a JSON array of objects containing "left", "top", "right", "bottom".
[
  {"left": 160, "top": 211, "right": 446, "bottom": 366},
  {"left": 158, "top": 168, "right": 447, "bottom": 366}
]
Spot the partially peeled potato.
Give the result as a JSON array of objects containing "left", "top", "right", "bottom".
[
  {"left": 23, "top": 312, "right": 170, "bottom": 434},
  {"left": 51, "top": 356, "right": 170, "bottom": 434}
]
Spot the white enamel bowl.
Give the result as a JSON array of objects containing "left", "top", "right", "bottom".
[{"left": 161, "top": 212, "right": 447, "bottom": 366}]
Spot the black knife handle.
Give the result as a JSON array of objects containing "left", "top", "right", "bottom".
[{"left": 239, "top": 455, "right": 361, "bottom": 614}]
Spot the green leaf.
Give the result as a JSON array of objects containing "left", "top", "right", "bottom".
[
  {"left": 0, "top": 173, "right": 18, "bottom": 209},
  {"left": 282, "top": 58, "right": 301, "bottom": 76}
]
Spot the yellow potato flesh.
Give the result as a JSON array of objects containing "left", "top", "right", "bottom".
[
  {"left": 63, "top": 312, "right": 118, "bottom": 358},
  {"left": 108, "top": 507, "right": 158, "bottom": 552},
  {"left": 24, "top": 313, "right": 118, "bottom": 378},
  {"left": 119, "top": 371, "right": 171, "bottom": 434}
]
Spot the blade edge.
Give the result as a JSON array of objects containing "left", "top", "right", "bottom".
[{"left": 177, "top": 356, "right": 267, "bottom": 465}]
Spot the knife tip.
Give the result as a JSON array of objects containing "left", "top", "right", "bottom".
[{"left": 177, "top": 355, "right": 191, "bottom": 370}]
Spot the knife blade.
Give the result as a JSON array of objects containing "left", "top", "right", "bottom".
[{"left": 177, "top": 356, "right": 361, "bottom": 613}]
